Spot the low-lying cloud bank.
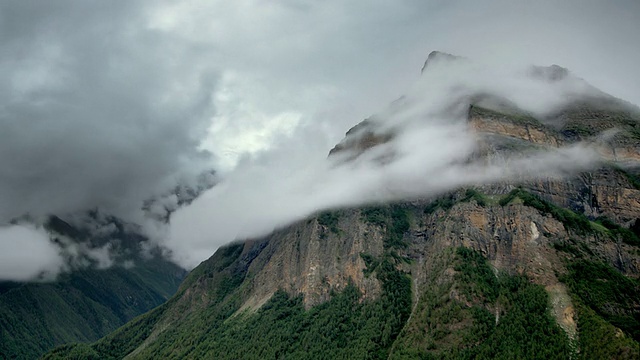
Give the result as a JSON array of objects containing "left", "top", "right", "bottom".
[
  {"left": 0, "top": 225, "right": 62, "bottom": 281},
  {"left": 165, "top": 59, "right": 605, "bottom": 268}
]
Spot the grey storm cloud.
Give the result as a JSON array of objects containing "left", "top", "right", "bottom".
[
  {"left": 0, "top": 0, "right": 216, "bottom": 223},
  {"left": 164, "top": 58, "right": 605, "bottom": 268}
]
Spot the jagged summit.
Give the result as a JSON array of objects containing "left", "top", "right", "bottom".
[
  {"left": 422, "top": 51, "right": 572, "bottom": 82},
  {"left": 529, "top": 64, "right": 570, "bottom": 82},
  {"left": 420, "top": 50, "right": 463, "bottom": 73},
  {"left": 331, "top": 52, "right": 640, "bottom": 168}
]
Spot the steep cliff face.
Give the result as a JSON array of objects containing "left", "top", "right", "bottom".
[
  {"left": 45, "top": 186, "right": 640, "bottom": 359},
  {"left": 44, "top": 58, "right": 640, "bottom": 359},
  {"left": 240, "top": 211, "right": 384, "bottom": 309},
  {"left": 522, "top": 169, "right": 640, "bottom": 225},
  {"left": 466, "top": 100, "right": 640, "bottom": 226}
]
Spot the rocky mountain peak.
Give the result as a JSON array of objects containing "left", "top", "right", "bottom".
[
  {"left": 420, "top": 50, "right": 463, "bottom": 73},
  {"left": 529, "top": 64, "right": 570, "bottom": 82}
]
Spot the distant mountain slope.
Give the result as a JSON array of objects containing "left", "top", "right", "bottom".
[
  {"left": 44, "top": 55, "right": 640, "bottom": 359},
  {"left": 0, "top": 218, "right": 186, "bottom": 360}
]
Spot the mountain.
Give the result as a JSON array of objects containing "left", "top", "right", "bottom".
[
  {"left": 44, "top": 54, "right": 640, "bottom": 359},
  {"left": 0, "top": 216, "right": 187, "bottom": 359}
]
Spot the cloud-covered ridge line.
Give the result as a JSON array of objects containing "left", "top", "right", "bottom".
[{"left": 165, "top": 56, "right": 618, "bottom": 268}]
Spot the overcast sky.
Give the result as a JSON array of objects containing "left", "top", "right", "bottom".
[{"left": 1, "top": 0, "right": 640, "bottom": 278}]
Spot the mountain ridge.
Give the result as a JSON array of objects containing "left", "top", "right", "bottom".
[{"left": 43, "top": 53, "right": 640, "bottom": 359}]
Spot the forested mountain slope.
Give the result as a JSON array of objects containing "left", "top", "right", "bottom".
[{"left": 0, "top": 217, "right": 186, "bottom": 360}]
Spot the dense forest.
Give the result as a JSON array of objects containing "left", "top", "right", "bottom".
[{"left": 0, "top": 257, "right": 185, "bottom": 359}]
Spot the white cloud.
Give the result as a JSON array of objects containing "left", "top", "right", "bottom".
[
  {"left": 201, "top": 72, "right": 303, "bottom": 169},
  {"left": 0, "top": 1, "right": 217, "bottom": 223},
  {"left": 0, "top": 225, "right": 63, "bottom": 281},
  {"left": 164, "top": 59, "right": 604, "bottom": 268},
  {"left": 149, "top": 0, "right": 640, "bottom": 172}
]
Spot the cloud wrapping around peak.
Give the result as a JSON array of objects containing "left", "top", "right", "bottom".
[{"left": 164, "top": 59, "right": 604, "bottom": 268}]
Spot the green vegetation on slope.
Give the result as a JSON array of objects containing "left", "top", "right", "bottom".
[
  {"left": 391, "top": 248, "right": 571, "bottom": 359},
  {"left": 557, "top": 102, "right": 640, "bottom": 140},
  {"left": 45, "top": 241, "right": 249, "bottom": 360},
  {"left": 562, "top": 260, "right": 640, "bottom": 343},
  {"left": 362, "top": 204, "right": 411, "bottom": 249},
  {"left": 572, "top": 303, "right": 639, "bottom": 359},
  {"left": 499, "top": 188, "right": 594, "bottom": 234},
  {"left": 594, "top": 216, "right": 640, "bottom": 246},
  {"left": 614, "top": 166, "right": 640, "bottom": 190},
  {"left": 45, "top": 241, "right": 412, "bottom": 360},
  {"left": 500, "top": 188, "right": 640, "bottom": 245},
  {"left": 424, "top": 189, "right": 489, "bottom": 215},
  {"left": 541, "top": 258, "right": 640, "bottom": 359},
  {"left": 469, "top": 105, "right": 541, "bottom": 127},
  {"left": 317, "top": 210, "right": 342, "bottom": 236},
  {"left": 423, "top": 194, "right": 456, "bottom": 214},
  {"left": 0, "top": 257, "right": 185, "bottom": 360},
  {"left": 43, "top": 191, "right": 640, "bottom": 360},
  {"left": 173, "top": 256, "right": 410, "bottom": 360},
  {"left": 454, "top": 248, "right": 572, "bottom": 359}
]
